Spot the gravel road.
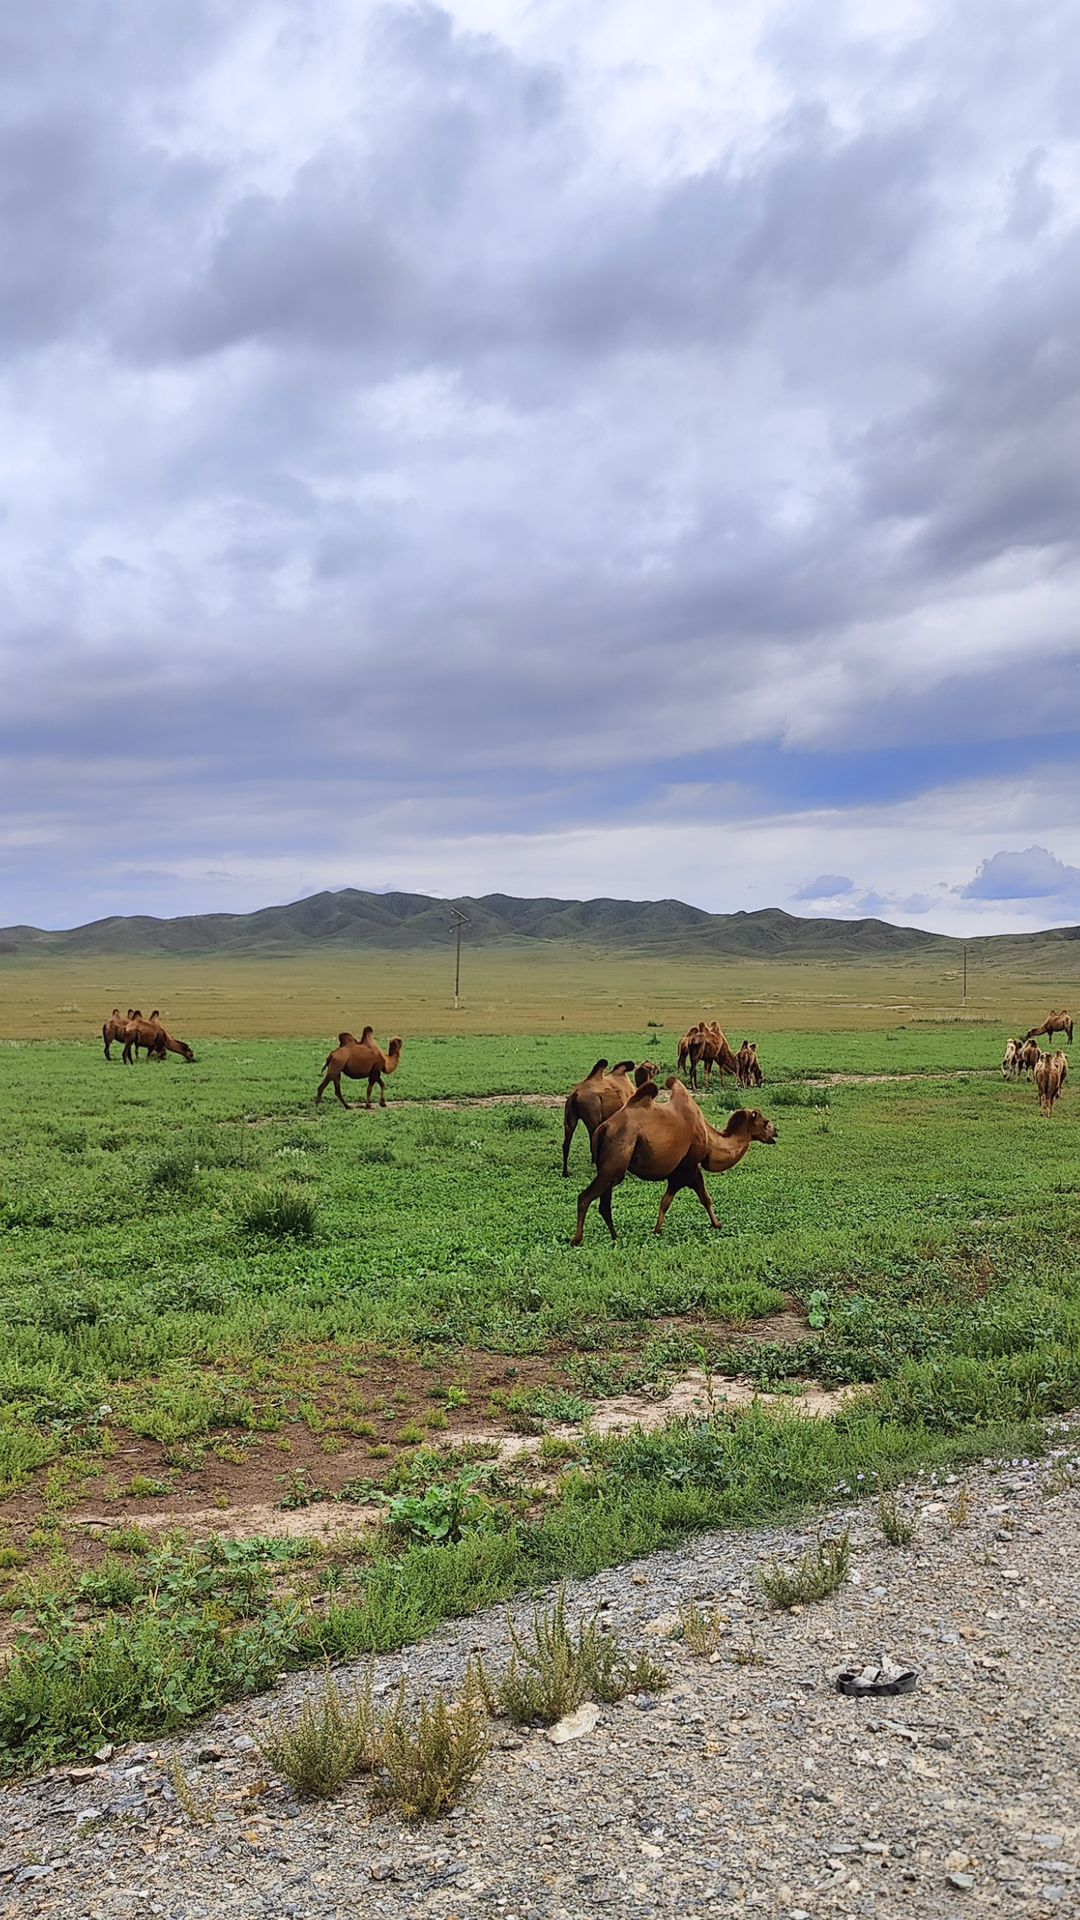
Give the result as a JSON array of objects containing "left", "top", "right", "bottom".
[{"left": 2, "top": 1430, "right": 1078, "bottom": 1920}]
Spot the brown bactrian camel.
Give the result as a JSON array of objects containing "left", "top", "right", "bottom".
[
  {"left": 688, "top": 1021, "right": 739, "bottom": 1090},
  {"left": 677, "top": 1024, "right": 703, "bottom": 1074},
  {"left": 122, "top": 1015, "right": 195, "bottom": 1064},
  {"left": 571, "top": 1075, "right": 778, "bottom": 1245},
  {"left": 1035, "top": 1049, "right": 1069, "bottom": 1115},
  {"left": 1001, "top": 1038, "right": 1022, "bottom": 1079},
  {"left": 316, "top": 1029, "right": 403, "bottom": 1108},
  {"left": 561, "top": 1058, "right": 659, "bottom": 1177},
  {"left": 1025, "top": 1009, "right": 1074, "bottom": 1045},
  {"left": 736, "top": 1040, "right": 764, "bottom": 1089},
  {"left": 1017, "top": 1037, "right": 1041, "bottom": 1079},
  {"left": 102, "top": 1008, "right": 135, "bottom": 1060}
]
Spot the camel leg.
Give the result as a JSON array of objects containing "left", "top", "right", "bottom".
[
  {"left": 376, "top": 1073, "right": 387, "bottom": 1109},
  {"left": 572, "top": 1169, "right": 622, "bottom": 1246},
  {"left": 654, "top": 1181, "right": 681, "bottom": 1236},
  {"left": 103, "top": 1036, "right": 111, "bottom": 1061},
  {"left": 689, "top": 1166, "right": 722, "bottom": 1230},
  {"left": 562, "top": 1111, "right": 577, "bottom": 1178},
  {"left": 318, "top": 1072, "right": 350, "bottom": 1108}
]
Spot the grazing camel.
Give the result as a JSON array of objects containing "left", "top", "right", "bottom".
[
  {"left": 561, "top": 1058, "right": 658, "bottom": 1177},
  {"left": 572, "top": 1075, "right": 778, "bottom": 1245},
  {"left": 688, "top": 1021, "right": 739, "bottom": 1090},
  {"left": 122, "top": 1016, "right": 195, "bottom": 1064},
  {"left": 1025, "top": 1010, "right": 1074, "bottom": 1046},
  {"left": 736, "top": 1040, "right": 764, "bottom": 1089},
  {"left": 1035, "top": 1049, "right": 1069, "bottom": 1115},
  {"left": 316, "top": 1031, "right": 403, "bottom": 1108},
  {"left": 1016, "top": 1037, "right": 1041, "bottom": 1079},
  {"left": 1001, "top": 1038, "right": 1022, "bottom": 1079}
]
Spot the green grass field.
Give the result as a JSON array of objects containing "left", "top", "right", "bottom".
[{"left": 1, "top": 997, "right": 1079, "bottom": 1774}]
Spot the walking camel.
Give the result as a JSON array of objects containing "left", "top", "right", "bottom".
[
  {"left": 561, "top": 1058, "right": 658, "bottom": 1176},
  {"left": 316, "top": 1029, "right": 403, "bottom": 1108},
  {"left": 1035, "top": 1050, "right": 1069, "bottom": 1115},
  {"left": 571, "top": 1075, "right": 777, "bottom": 1245}
]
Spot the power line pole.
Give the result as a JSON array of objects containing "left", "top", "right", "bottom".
[
  {"left": 962, "top": 943, "right": 967, "bottom": 1006},
  {"left": 450, "top": 907, "right": 469, "bottom": 1011}
]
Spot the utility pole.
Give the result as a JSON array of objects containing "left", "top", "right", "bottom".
[
  {"left": 962, "top": 943, "right": 968, "bottom": 1006},
  {"left": 450, "top": 907, "right": 469, "bottom": 1010}
]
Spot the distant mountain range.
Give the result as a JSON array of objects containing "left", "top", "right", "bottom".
[{"left": 3, "top": 887, "right": 1079, "bottom": 965}]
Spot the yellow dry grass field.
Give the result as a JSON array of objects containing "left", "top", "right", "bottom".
[{"left": 0, "top": 945, "right": 1066, "bottom": 1040}]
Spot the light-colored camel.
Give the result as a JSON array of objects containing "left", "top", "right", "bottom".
[
  {"left": 1035, "top": 1049, "right": 1068, "bottom": 1115},
  {"left": 1001, "top": 1038, "right": 1021, "bottom": 1079},
  {"left": 689, "top": 1021, "right": 739, "bottom": 1090},
  {"left": 561, "top": 1058, "right": 658, "bottom": 1176},
  {"left": 1025, "top": 1010, "right": 1073, "bottom": 1045},
  {"left": 122, "top": 1016, "right": 195, "bottom": 1064},
  {"left": 572, "top": 1075, "right": 778, "bottom": 1245},
  {"left": 736, "top": 1040, "right": 763, "bottom": 1089},
  {"left": 316, "top": 1030, "right": 403, "bottom": 1108}
]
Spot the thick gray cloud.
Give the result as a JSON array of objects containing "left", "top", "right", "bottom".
[{"left": 2, "top": 0, "right": 1080, "bottom": 930}]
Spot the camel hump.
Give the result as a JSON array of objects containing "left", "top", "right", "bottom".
[
  {"left": 627, "top": 1080, "right": 659, "bottom": 1106},
  {"left": 360, "top": 1025, "right": 375, "bottom": 1042},
  {"left": 338, "top": 1032, "right": 357, "bottom": 1046},
  {"left": 585, "top": 1058, "right": 609, "bottom": 1078},
  {"left": 610, "top": 1059, "right": 635, "bottom": 1075}
]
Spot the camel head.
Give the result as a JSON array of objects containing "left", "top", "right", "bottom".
[
  {"left": 634, "top": 1061, "right": 659, "bottom": 1085},
  {"left": 178, "top": 1041, "right": 196, "bottom": 1063},
  {"left": 739, "top": 1107, "right": 778, "bottom": 1144},
  {"left": 388, "top": 1037, "right": 403, "bottom": 1056}
]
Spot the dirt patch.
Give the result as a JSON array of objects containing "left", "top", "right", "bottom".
[{"left": 125, "top": 1498, "right": 384, "bottom": 1546}]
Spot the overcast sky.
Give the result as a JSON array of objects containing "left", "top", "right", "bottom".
[{"left": 3, "top": 0, "right": 1080, "bottom": 935}]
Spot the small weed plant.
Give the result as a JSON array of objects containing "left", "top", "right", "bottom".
[
  {"left": 374, "top": 1688, "right": 489, "bottom": 1822},
  {"left": 476, "top": 1591, "right": 668, "bottom": 1725},
  {"left": 878, "top": 1492, "right": 917, "bottom": 1547},
  {"left": 259, "top": 1667, "right": 380, "bottom": 1798},
  {"left": 387, "top": 1471, "right": 489, "bottom": 1545},
  {"left": 679, "top": 1600, "right": 724, "bottom": 1657},
  {"left": 758, "top": 1529, "right": 851, "bottom": 1609}
]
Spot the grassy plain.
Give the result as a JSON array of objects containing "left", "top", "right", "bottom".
[
  {"left": 1, "top": 955, "right": 1079, "bottom": 1772},
  {"left": 2, "top": 937, "right": 1076, "bottom": 1037}
]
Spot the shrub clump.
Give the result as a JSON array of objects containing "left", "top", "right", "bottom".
[
  {"left": 259, "top": 1667, "right": 380, "bottom": 1798},
  {"left": 475, "top": 1591, "right": 668, "bottom": 1726},
  {"left": 242, "top": 1186, "right": 316, "bottom": 1241}
]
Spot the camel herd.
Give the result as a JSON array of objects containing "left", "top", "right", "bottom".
[
  {"left": 95, "top": 998, "right": 1072, "bottom": 1242},
  {"left": 676, "top": 1021, "right": 764, "bottom": 1091},
  {"left": 101, "top": 1008, "right": 195, "bottom": 1064},
  {"left": 1001, "top": 1009, "right": 1072, "bottom": 1115}
]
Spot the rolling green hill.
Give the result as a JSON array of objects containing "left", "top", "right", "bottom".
[{"left": 0, "top": 885, "right": 1054, "bottom": 964}]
